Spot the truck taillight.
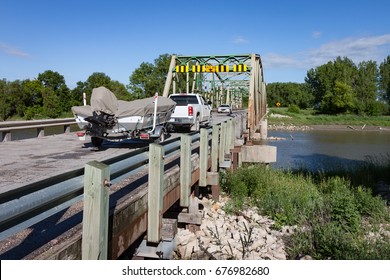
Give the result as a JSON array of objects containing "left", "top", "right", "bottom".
[{"left": 188, "top": 105, "right": 193, "bottom": 116}]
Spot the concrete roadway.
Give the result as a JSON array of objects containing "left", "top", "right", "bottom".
[{"left": 0, "top": 113, "right": 232, "bottom": 194}]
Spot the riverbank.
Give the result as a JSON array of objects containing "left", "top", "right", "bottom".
[
  {"left": 268, "top": 123, "right": 390, "bottom": 132},
  {"left": 217, "top": 164, "right": 390, "bottom": 260},
  {"left": 268, "top": 108, "right": 390, "bottom": 129}
]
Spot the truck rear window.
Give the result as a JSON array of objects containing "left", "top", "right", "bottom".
[{"left": 169, "top": 95, "right": 199, "bottom": 106}]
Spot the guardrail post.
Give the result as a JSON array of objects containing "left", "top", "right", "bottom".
[
  {"left": 210, "top": 124, "right": 220, "bottom": 201},
  {"left": 180, "top": 134, "right": 192, "bottom": 207},
  {"left": 219, "top": 122, "right": 227, "bottom": 164},
  {"left": 147, "top": 143, "right": 164, "bottom": 244},
  {"left": 211, "top": 125, "right": 219, "bottom": 172},
  {"left": 37, "top": 127, "right": 44, "bottom": 138},
  {"left": 82, "top": 160, "right": 110, "bottom": 260},
  {"left": 199, "top": 128, "right": 208, "bottom": 187},
  {"left": 227, "top": 119, "right": 234, "bottom": 151},
  {"left": 231, "top": 118, "right": 236, "bottom": 148},
  {"left": 2, "top": 131, "right": 11, "bottom": 142},
  {"left": 64, "top": 125, "right": 71, "bottom": 134}
]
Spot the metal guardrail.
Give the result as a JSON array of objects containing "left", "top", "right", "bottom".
[
  {"left": 0, "top": 118, "right": 76, "bottom": 142},
  {"left": 0, "top": 130, "right": 205, "bottom": 241}
]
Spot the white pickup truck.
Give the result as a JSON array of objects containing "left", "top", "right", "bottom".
[{"left": 167, "top": 93, "right": 212, "bottom": 132}]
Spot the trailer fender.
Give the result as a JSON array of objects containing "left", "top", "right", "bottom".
[{"left": 150, "top": 125, "right": 165, "bottom": 138}]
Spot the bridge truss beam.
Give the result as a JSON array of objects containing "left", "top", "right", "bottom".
[{"left": 162, "top": 54, "right": 267, "bottom": 140}]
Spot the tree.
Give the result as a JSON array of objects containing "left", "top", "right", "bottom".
[
  {"left": 69, "top": 81, "right": 87, "bottom": 107},
  {"left": 321, "top": 81, "right": 354, "bottom": 114},
  {"left": 128, "top": 62, "right": 156, "bottom": 98},
  {"left": 266, "top": 82, "right": 313, "bottom": 109},
  {"left": 305, "top": 56, "right": 361, "bottom": 114},
  {"left": 355, "top": 60, "right": 379, "bottom": 114},
  {"left": 85, "top": 72, "right": 112, "bottom": 91},
  {"left": 73, "top": 72, "right": 132, "bottom": 104},
  {"left": 128, "top": 53, "right": 172, "bottom": 98},
  {"left": 305, "top": 61, "right": 335, "bottom": 106},
  {"left": 37, "top": 70, "right": 70, "bottom": 115},
  {"left": 109, "top": 80, "right": 132, "bottom": 101},
  {"left": 379, "top": 55, "right": 390, "bottom": 104},
  {"left": 0, "top": 79, "right": 12, "bottom": 120}
]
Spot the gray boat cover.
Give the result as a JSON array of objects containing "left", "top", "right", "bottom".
[
  {"left": 91, "top": 86, "right": 118, "bottom": 115},
  {"left": 71, "top": 104, "right": 93, "bottom": 116},
  {"left": 72, "top": 86, "right": 176, "bottom": 118}
]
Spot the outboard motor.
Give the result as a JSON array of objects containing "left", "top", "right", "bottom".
[{"left": 85, "top": 111, "right": 116, "bottom": 136}]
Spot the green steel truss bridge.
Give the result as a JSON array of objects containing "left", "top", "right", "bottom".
[{"left": 162, "top": 54, "right": 267, "bottom": 140}]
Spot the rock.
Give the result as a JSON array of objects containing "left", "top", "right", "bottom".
[
  {"left": 174, "top": 195, "right": 288, "bottom": 260},
  {"left": 299, "top": 255, "right": 313, "bottom": 260}
]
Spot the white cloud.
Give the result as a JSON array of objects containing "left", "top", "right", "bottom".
[
  {"left": 312, "top": 31, "right": 321, "bottom": 38},
  {"left": 0, "top": 43, "right": 30, "bottom": 58},
  {"left": 307, "top": 34, "right": 390, "bottom": 66},
  {"left": 262, "top": 53, "right": 303, "bottom": 68},
  {"left": 233, "top": 36, "right": 249, "bottom": 44},
  {"left": 262, "top": 34, "right": 390, "bottom": 70}
]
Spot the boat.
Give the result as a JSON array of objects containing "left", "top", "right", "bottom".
[{"left": 71, "top": 86, "right": 176, "bottom": 147}]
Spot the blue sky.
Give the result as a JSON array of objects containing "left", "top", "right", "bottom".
[{"left": 1, "top": 0, "right": 390, "bottom": 89}]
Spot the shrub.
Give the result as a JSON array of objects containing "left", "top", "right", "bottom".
[
  {"left": 287, "top": 104, "right": 300, "bottom": 114},
  {"left": 222, "top": 165, "right": 322, "bottom": 226},
  {"left": 222, "top": 162, "right": 390, "bottom": 259}
]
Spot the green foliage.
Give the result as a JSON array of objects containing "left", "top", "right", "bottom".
[
  {"left": 322, "top": 177, "right": 361, "bottom": 232},
  {"left": 379, "top": 55, "right": 390, "bottom": 104},
  {"left": 321, "top": 81, "right": 354, "bottom": 114},
  {"left": 304, "top": 56, "right": 389, "bottom": 115},
  {"left": 0, "top": 70, "right": 133, "bottom": 120},
  {"left": 2, "top": 53, "right": 390, "bottom": 120},
  {"left": 221, "top": 159, "right": 390, "bottom": 260},
  {"left": 221, "top": 165, "right": 323, "bottom": 226},
  {"left": 267, "top": 82, "right": 313, "bottom": 109},
  {"left": 128, "top": 53, "right": 172, "bottom": 98},
  {"left": 287, "top": 104, "right": 300, "bottom": 114}
]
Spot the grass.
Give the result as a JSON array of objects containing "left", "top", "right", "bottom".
[
  {"left": 220, "top": 157, "right": 390, "bottom": 260},
  {"left": 268, "top": 107, "right": 390, "bottom": 127}
]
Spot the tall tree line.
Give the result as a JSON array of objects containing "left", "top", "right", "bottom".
[
  {"left": 0, "top": 54, "right": 173, "bottom": 121},
  {"left": 267, "top": 55, "right": 390, "bottom": 115},
  {"left": 1, "top": 54, "right": 390, "bottom": 120}
]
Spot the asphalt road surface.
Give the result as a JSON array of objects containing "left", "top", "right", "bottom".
[{"left": 0, "top": 113, "right": 233, "bottom": 194}]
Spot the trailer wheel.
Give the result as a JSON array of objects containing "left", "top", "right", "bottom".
[
  {"left": 91, "top": 137, "right": 103, "bottom": 147},
  {"left": 154, "top": 130, "right": 165, "bottom": 144}
]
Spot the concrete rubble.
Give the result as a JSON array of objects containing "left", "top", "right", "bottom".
[{"left": 173, "top": 196, "right": 296, "bottom": 260}]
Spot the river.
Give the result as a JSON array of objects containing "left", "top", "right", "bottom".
[{"left": 266, "top": 129, "right": 390, "bottom": 171}]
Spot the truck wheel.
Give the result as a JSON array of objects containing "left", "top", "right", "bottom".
[
  {"left": 191, "top": 116, "right": 200, "bottom": 132},
  {"left": 91, "top": 137, "right": 103, "bottom": 147}
]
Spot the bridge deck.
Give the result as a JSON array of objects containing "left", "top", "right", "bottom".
[{"left": 0, "top": 133, "right": 147, "bottom": 194}]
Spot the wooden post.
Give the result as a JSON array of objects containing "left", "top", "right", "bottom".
[
  {"left": 147, "top": 143, "right": 164, "bottom": 244},
  {"left": 231, "top": 117, "right": 236, "bottom": 147},
  {"left": 82, "top": 161, "right": 110, "bottom": 260},
  {"left": 226, "top": 119, "right": 231, "bottom": 152},
  {"left": 199, "top": 128, "right": 208, "bottom": 187},
  {"left": 219, "top": 122, "right": 227, "bottom": 164},
  {"left": 211, "top": 125, "right": 219, "bottom": 172},
  {"left": 180, "top": 134, "right": 192, "bottom": 207}
]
